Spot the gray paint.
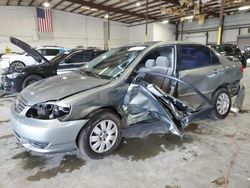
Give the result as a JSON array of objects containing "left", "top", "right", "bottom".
[{"left": 11, "top": 41, "right": 243, "bottom": 154}]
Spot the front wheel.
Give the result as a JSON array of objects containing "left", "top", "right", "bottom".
[
  {"left": 21, "top": 75, "right": 43, "bottom": 90},
  {"left": 211, "top": 88, "right": 231, "bottom": 119},
  {"left": 10, "top": 61, "right": 25, "bottom": 71},
  {"left": 77, "top": 110, "right": 122, "bottom": 160}
]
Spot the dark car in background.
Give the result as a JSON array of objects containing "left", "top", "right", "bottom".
[
  {"left": 0, "top": 37, "right": 106, "bottom": 94},
  {"left": 244, "top": 46, "right": 250, "bottom": 66},
  {"left": 211, "top": 44, "right": 246, "bottom": 68}
]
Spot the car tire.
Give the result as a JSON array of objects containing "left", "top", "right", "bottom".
[
  {"left": 77, "top": 110, "right": 122, "bottom": 160},
  {"left": 211, "top": 88, "right": 231, "bottom": 119},
  {"left": 21, "top": 75, "right": 43, "bottom": 90},
  {"left": 10, "top": 61, "right": 25, "bottom": 71}
]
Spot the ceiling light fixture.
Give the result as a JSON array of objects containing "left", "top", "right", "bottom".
[
  {"left": 43, "top": 1, "right": 50, "bottom": 8},
  {"left": 238, "top": 5, "right": 250, "bottom": 11},
  {"left": 90, "top": 8, "right": 98, "bottom": 11},
  {"left": 104, "top": 14, "right": 109, "bottom": 19},
  {"left": 136, "top": 2, "right": 141, "bottom": 6},
  {"left": 162, "top": 20, "right": 169, "bottom": 24},
  {"left": 81, "top": 6, "right": 90, "bottom": 10},
  {"left": 184, "top": 15, "right": 194, "bottom": 20}
]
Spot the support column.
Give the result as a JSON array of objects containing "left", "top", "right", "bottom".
[
  {"left": 181, "top": 22, "right": 184, "bottom": 41},
  {"left": 217, "top": 0, "right": 225, "bottom": 45},
  {"left": 145, "top": 0, "right": 148, "bottom": 42},
  {"left": 108, "top": 16, "right": 110, "bottom": 49},
  {"left": 175, "top": 22, "right": 179, "bottom": 41}
]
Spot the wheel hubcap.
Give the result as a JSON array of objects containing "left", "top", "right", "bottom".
[
  {"left": 89, "top": 120, "right": 118, "bottom": 153},
  {"left": 216, "top": 93, "right": 230, "bottom": 115},
  {"left": 13, "top": 63, "right": 24, "bottom": 70}
]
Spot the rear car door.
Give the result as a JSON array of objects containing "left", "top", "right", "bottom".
[
  {"left": 177, "top": 45, "right": 224, "bottom": 109},
  {"left": 57, "top": 50, "right": 92, "bottom": 74}
]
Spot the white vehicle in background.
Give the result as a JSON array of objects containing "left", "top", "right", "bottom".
[{"left": 0, "top": 46, "right": 67, "bottom": 72}]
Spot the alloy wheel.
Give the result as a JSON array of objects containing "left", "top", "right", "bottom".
[
  {"left": 89, "top": 120, "right": 118, "bottom": 153},
  {"left": 216, "top": 93, "right": 230, "bottom": 115}
]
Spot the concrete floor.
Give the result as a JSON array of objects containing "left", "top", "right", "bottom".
[{"left": 0, "top": 70, "right": 250, "bottom": 188}]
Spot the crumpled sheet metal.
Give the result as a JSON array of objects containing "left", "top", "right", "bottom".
[{"left": 122, "top": 83, "right": 182, "bottom": 137}]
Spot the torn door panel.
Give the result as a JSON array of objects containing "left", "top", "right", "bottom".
[
  {"left": 122, "top": 82, "right": 182, "bottom": 137},
  {"left": 122, "top": 73, "right": 214, "bottom": 138}
]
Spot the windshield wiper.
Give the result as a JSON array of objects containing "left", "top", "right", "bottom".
[{"left": 80, "top": 69, "right": 112, "bottom": 80}]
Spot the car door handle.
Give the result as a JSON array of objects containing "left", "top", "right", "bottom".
[{"left": 212, "top": 69, "right": 218, "bottom": 74}]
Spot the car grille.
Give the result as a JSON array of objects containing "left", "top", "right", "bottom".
[{"left": 15, "top": 95, "right": 28, "bottom": 113}]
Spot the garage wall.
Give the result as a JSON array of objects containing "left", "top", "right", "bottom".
[
  {"left": 179, "top": 12, "right": 250, "bottom": 45},
  {"left": 0, "top": 6, "right": 129, "bottom": 53},
  {"left": 128, "top": 24, "right": 154, "bottom": 44},
  {"left": 152, "top": 23, "right": 175, "bottom": 42},
  {"left": 128, "top": 22, "right": 174, "bottom": 44}
]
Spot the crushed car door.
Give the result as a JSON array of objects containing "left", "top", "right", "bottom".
[
  {"left": 177, "top": 45, "right": 224, "bottom": 109},
  {"left": 122, "top": 72, "right": 214, "bottom": 137}
]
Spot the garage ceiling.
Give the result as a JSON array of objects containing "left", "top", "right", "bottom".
[{"left": 1, "top": 0, "right": 250, "bottom": 24}]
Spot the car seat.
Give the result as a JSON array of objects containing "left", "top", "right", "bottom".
[{"left": 144, "top": 56, "right": 173, "bottom": 93}]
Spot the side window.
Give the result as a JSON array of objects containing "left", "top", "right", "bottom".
[
  {"left": 235, "top": 47, "right": 241, "bottom": 55},
  {"left": 36, "top": 49, "right": 46, "bottom": 56},
  {"left": 82, "top": 51, "right": 94, "bottom": 62},
  {"left": 67, "top": 52, "right": 84, "bottom": 63},
  {"left": 136, "top": 46, "right": 174, "bottom": 69},
  {"left": 45, "top": 49, "right": 60, "bottom": 56},
  {"left": 179, "top": 45, "right": 212, "bottom": 70},
  {"left": 222, "top": 46, "right": 233, "bottom": 54}
]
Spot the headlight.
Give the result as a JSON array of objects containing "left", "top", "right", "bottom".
[
  {"left": 6, "top": 72, "right": 21, "bottom": 79},
  {"left": 26, "top": 101, "right": 71, "bottom": 120}
]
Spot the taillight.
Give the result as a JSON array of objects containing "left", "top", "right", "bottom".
[{"left": 240, "top": 64, "right": 244, "bottom": 73}]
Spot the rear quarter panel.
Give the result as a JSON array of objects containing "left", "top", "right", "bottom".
[{"left": 218, "top": 55, "right": 243, "bottom": 84}]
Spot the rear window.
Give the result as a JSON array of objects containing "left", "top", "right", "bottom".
[
  {"left": 37, "top": 49, "right": 60, "bottom": 56},
  {"left": 179, "top": 45, "right": 212, "bottom": 70},
  {"left": 222, "top": 46, "right": 234, "bottom": 54}
]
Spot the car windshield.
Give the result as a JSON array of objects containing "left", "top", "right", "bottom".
[
  {"left": 80, "top": 46, "right": 147, "bottom": 79},
  {"left": 245, "top": 46, "right": 250, "bottom": 52}
]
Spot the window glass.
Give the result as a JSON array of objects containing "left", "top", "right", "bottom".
[
  {"left": 37, "top": 49, "right": 60, "bottom": 56},
  {"left": 179, "top": 45, "right": 211, "bottom": 70},
  {"left": 235, "top": 47, "right": 241, "bottom": 55},
  {"left": 137, "top": 46, "right": 174, "bottom": 69},
  {"left": 80, "top": 46, "right": 146, "bottom": 79},
  {"left": 67, "top": 52, "right": 84, "bottom": 63},
  {"left": 82, "top": 51, "right": 94, "bottom": 62},
  {"left": 45, "top": 49, "right": 60, "bottom": 56},
  {"left": 222, "top": 46, "right": 233, "bottom": 54},
  {"left": 244, "top": 46, "right": 250, "bottom": 52}
]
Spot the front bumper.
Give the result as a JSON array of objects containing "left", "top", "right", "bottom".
[
  {"left": 1, "top": 75, "right": 13, "bottom": 92},
  {"left": 10, "top": 104, "right": 88, "bottom": 153}
]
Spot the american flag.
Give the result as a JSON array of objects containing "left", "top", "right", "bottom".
[{"left": 36, "top": 8, "right": 53, "bottom": 32}]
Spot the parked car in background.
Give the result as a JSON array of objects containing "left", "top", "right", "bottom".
[
  {"left": 211, "top": 44, "right": 246, "bottom": 68},
  {"left": 11, "top": 41, "right": 243, "bottom": 159},
  {"left": 0, "top": 45, "right": 67, "bottom": 72},
  {"left": 244, "top": 46, "right": 250, "bottom": 65},
  {"left": 0, "top": 37, "right": 106, "bottom": 93}
]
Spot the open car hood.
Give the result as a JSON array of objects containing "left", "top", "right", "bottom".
[{"left": 9, "top": 37, "right": 50, "bottom": 64}]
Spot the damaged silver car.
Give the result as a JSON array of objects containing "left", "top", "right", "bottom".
[{"left": 11, "top": 41, "right": 243, "bottom": 159}]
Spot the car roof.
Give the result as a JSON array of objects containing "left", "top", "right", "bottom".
[
  {"left": 36, "top": 46, "right": 66, "bottom": 50},
  {"left": 125, "top": 41, "right": 207, "bottom": 49}
]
